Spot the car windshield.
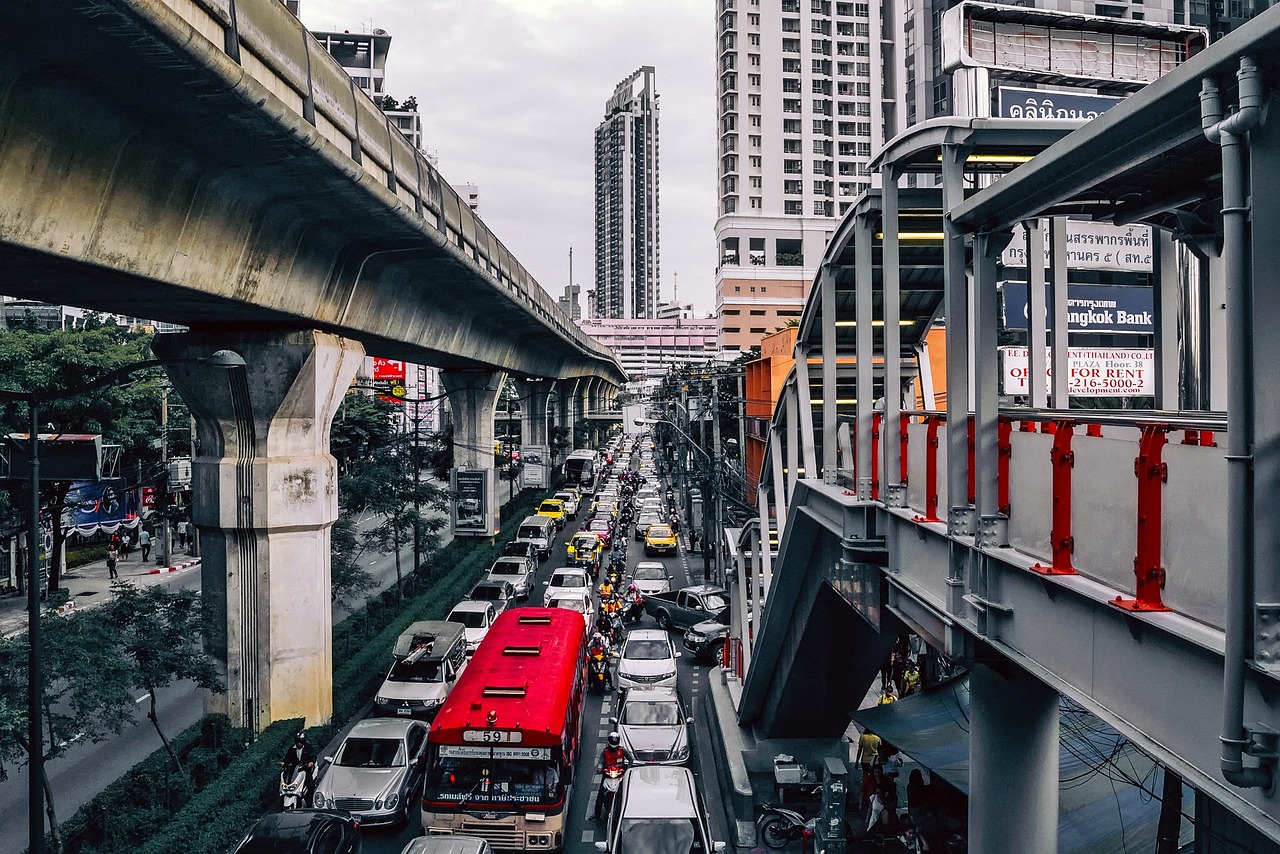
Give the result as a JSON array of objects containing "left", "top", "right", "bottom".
[
  {"left": 501, "top": 543, "right": 531, "bottom": 556},
  {"left": 616, "top": 819, "right": 700, "bottom": 854},
  {"left": 623, "top": 701, "right": 682, "bottom": 726},
  {"left": 633, "top": 566, "right": 667, "bottom": 581},
  {"left": 387, "top": 659, "right": 444, "bottom": 683},
  {"left": 490, "top": 562, "right": 523, "bottom": 576},
  {"left": 336, "top": 736, "right": 405, "bottom": 768},
  {"left": 449, "top": 610, "right": 489, "bottom": 629},
  {"left": 589, "top": 522, "right": 610, "bottom": 533},
  {"left": 703, "top": 594, "right": 729, "bottom": 612},
  {"left": 471, "top": 586, "right": 505, "bottom": 601},
  {"left": 572, "top": 536, "right": 597, "bottom": 549},
  {"left": 552, "top": 597, "right": 586, "bottom": 613},
  {"left": 648, "top": 527, "right": 672, "bottom": 538},
  {"left": 550, "top": 573, "right": 587, "bottom": 588},
  {"left": 539, "top": 502, "right": 561, "bottom": 513},
  {"left": 624, "top": 639, "right": 673, "bottom": 661},
  {"left": 426, "top": 756, "right": 561, "bottom": 805},
  {"left": 517, "top": 526, "right": 545, "bottom": 540}
]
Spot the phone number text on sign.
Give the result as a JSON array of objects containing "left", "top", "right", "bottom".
[{"left": 1001, "top": 347, "right": 1154, "bottom": 397}]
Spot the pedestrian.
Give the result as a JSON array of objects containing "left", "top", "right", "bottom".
[
  {"left": 688, "top": 529, "right": 699, "bottom": 554},
  {"left": 176, "top": 520, "right": 188, "bottom": 549},
  {"left": 106, "top": 544, "right": 119, "bottom": 580},
  {"left": 139, "top": 528, "right": 151, "bottom": 562},
  {"left": 121, "top": 532, "right": 131, "bottom": 560}
]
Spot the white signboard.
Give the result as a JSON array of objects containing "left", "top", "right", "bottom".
[
  {"left": 1001, "top": 347, "right": 1154, "bottom": 397},
  {"left": 438, "top": 744, "right": 550, "bottom": 760},
  {"left": 1000, "top": 221, "right": 1152, "bottom": 273},
  {"left": 521, "top": 444, "right": 549, "bottom": 490}
]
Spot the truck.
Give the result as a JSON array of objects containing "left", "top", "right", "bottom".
[
  {"left": 682, "top": 616, "right": 731, "bottom": 664},
  {"left": 372, "top": 621, "right": 468, "bottom": 719},
  {"left": 644, "top": 584, "right": 730, "bottom": 633}
]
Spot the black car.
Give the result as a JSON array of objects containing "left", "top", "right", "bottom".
[
  {"left": 467, "top": 579, "right": 517, "bottom": 616},
  {"left": 500, "top": 540, "right": 539, "bottom": 562},
  {"left": 230, "top": 809, "right": 361, "bottom": 854}
]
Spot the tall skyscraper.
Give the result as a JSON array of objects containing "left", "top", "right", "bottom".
[
  {"left": 713, "top": 0, "right": 1202, "bottom": 354},
  {"left": 592, "top": 67, "right": 661, "bottom": 320}
]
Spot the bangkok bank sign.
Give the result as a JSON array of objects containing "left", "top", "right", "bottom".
[{"left": 1001, "top": 347, "right": 1153, "bottom": 397}]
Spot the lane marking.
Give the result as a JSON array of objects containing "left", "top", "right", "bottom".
[{"left": 582, "top": 830, "right": 595, "bottom": 842}]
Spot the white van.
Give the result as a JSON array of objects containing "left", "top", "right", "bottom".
[{"left": 515, "top": 515, "right": 555, "bottom": 561}]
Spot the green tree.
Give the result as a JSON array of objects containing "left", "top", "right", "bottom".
[
  {"left": 0, "top": 607, "right": 136, "bottom": 851},
  {"left": 330, "top": 514, "right": 375, "bottom": 604},
  {"left": 100, "top": 584, "right": 224, "bottom": 773},
  {"left": 0, "top": 324, "right": 167, "bottom": 593}
]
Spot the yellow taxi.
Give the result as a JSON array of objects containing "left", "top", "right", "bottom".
[
  {"left": 644, "top": 524, "right": 678, "bottom": 557},
  {"left": 536, "top": 498, "right": 567, "bottom": 530},
  {"left": 567, "top": 531, "right": 604, "bottom": 565}
]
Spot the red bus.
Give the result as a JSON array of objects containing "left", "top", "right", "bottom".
[{"left": 422, "top": 608, "right": 586, "bottom": 850}]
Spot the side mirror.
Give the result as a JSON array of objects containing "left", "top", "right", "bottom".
[
  {"left": 675, "top": 652, "right": 683, "bottom": 658},
  {"left": 687, "top": 717, "right": 695, "bottom": 725},
  {"left": 322, "top": 755, "right": 334, "bottom": 764},
  {"left": 595, "top": 843, "right": 608, "bottom": 852},
  {"left": 714, "top": 842, "right": 727, "bottom": 852},
  {"left": 609, "top": 716, "right": 618, "bottom": 724}
]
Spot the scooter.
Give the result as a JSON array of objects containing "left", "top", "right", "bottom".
[
  {"left": 757, "top": 802, "right": 814, "bottom": 850},
  {"left": 588, "top": 649, "right": 611, "bottom": 694},
  {"left": 623, "top": 594, "right": 645, "bottom": 624},
  {"left": 280, "top": 765, "right": 310, "bottom": 810},
  {"left": 597, "top": 765, "right": 625, "bottom": 820}
]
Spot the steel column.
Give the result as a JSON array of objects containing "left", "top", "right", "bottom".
[
  {"left": 795, "top": 344, "right": 819, "bottom": 481},
  {"left": 942, "top": 144, "right": 974, "bottom": 533},
  {"left": 758, "top": 485, "right": 773, "bottom": 608},
  {"left": 1154, "top": 230, "right": 1182, "bottom": 410},
  {"left": 1048, "top": 218, "right": 1071, "bottom": 409},
  {"left": 785, "top": 383, "right": 800, "bottom": 496},
  {"left": 1025, "top": 219, "right": 1049, "bottom": 409},
  {"left": 771, "top": 431, "right": 789, "bottom": 536},
  {"left": 1112, "top": 425, "right": 1173, "bottom": 612},
  {"left": 855, "top": 213, "right": 875, "bottom": 500},
  {"left": 821, "top": 265, "right": 839, "bottom": 483},
  {"left": 973, "top": 231, "right": 1005, "bottom": 527},
  {"left": 883, "top": 167, "right": 904, "bottom": 505},
  {"left": 1031, "top": 421, "right": 1079, "bottom": 576}
]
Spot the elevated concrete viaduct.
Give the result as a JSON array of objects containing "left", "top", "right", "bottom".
[{"left": 2, "top": 0, "right": 625, "bottom": 730}]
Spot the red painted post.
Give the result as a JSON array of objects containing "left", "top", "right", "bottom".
[
  {"left": 913, "top": 415, "right": 943, "bottom": 523},
  {"left": 1112, "top": 424, "right": 1172, "bottom": 612},
  {"left": 967, "top": 416, "right": 976, "bottom": 505},
  {"left": 1031, "top": 420, "right": 1078, "bottom": 575},
  {"left": 871, "top": 412, "right": 883, "bottom": 500},
  {"left": 998, "top": 418, "right": 1013, "bottom": 517},
  {"left": 1085, "top": 423, "right": 1103, "bottom": 438}
]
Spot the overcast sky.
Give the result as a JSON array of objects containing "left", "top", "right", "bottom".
[{"left": 302, "top": 0, "right": 718, "bottom": 315}]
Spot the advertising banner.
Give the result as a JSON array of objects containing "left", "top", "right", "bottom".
[
  {"left": 1001, "top": 347, "right": 1154, "bottom": 397},
  {"left": 521, "top": 444, "right": 549, "bottom": 490},
  {"left": 62, "top": 479, "right": 141, "bottom": 535},
  {"left": 1001, "top": 281, "right": 1154, "bottom": 335},
  {"left": 997, "top": 86, "right": 1124, "bottom": 120},
  {"left": 452, "top": 468, "right": 497, "bottom": 537},
  {"left": 369, "top": 358, "right": 407, "bottom": 402},
  {"left": 1000, "top": 221, "right": 1152, "bottom": 273}
]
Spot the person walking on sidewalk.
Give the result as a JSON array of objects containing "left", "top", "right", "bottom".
[
  {"left": 138, "top": 528, "right": 151, "bottom": 562},
  {"left": 688, "top": 529, "right": 699, "bottom": 554},
  {"left": 121, "top": 532, "right": 131, "bottom": 560},
  {"left": 106, "top": 544, "right": 119, "bottom": 580}
]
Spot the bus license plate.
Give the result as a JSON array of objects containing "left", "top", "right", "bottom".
[{"left": 463, "top": 730, "right": 524, "bottom": 744}]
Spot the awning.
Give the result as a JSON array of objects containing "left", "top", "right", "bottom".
[{"left": 852, "top": 675, "right": 1186, "bottom": 854}]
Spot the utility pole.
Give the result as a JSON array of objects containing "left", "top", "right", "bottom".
[
  {"left": 157, "top": 386, "right": 171, "bottom": 567},
  {"left": 711, "top": 374, "right": 724, "bottom": 586}
]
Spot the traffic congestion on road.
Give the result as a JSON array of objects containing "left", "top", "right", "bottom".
[{"left": 241, "top": 432, "right": 733, "bottom": 854}]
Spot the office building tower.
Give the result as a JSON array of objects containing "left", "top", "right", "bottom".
[{"left": 592, "top": 66, "right": 661, "bottom": 320}]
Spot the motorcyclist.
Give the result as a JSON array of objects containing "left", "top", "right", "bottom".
[
  {"left": 588, "top": 630, "right": 614, "bottom": 690},
  {"left": 591, "top": 732, "right": 630, "bottom": 820},
  {"left": 281, "top": 731, "right": 318, "bottom": 799}
]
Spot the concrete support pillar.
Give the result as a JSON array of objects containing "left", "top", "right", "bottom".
[
  {"left": 441, "top": 370, "right": 506, "bottom": 471},
  {"left": 970, "top": 663, "right": 1059, "bottom": 854},
  {"left": 515, "top": 379, "right": 553, "bottom": 447},
  {"left": 154, "top": 329, "right": 364, "bottom": 731}
]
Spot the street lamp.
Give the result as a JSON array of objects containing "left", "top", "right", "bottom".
[{"left": 0, "top": 349, "right": 244, "bottom": 854}]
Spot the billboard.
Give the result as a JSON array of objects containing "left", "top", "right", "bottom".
[
  {"left": 369, "top": 358, "right": 407, "bottom": 402},
  {"left": 62, "top": 479, "right": 141, "bottom": 534},
  {"left": 521, "top": 444, "right": 549, "bottom": 490},
  {"left": 1001, "top": 282, "right": 1154, "bottom": 335},
  {"left": 997, "top": 86, "right": 1123, "bottom": 120},
  {"left": 452, "top": 468, "right": 497, "bottom": 537},
  {"left": 1001, "top": 347, "right": 1154, "bottom": 397},
  {"left": 1000, "top": 221, "right": 1152, "bottom": 273}
]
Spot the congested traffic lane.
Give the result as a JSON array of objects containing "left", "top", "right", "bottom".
[{"left": 361, "top": 476, "right": 731, "bottom": 852}]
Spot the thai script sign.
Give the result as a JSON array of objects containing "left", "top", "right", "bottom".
[
  {"left": 1001, "top": 282, "right": 1154, "bottom": 334},
  {"left": 997, "top": 86, "right": 1124, "bottom": 120},
  {"left": 1000, "top": 221, "right": 1152, "bottom": 273},
  {"left": 1001, "top": 347, "right": 1154, "bottom": 397}
]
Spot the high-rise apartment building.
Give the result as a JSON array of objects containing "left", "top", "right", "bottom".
[
  {"left": 713, "top": 0, "right": 1210, "bottom": 354},
  {"left": 592, "top": 67, "right": 661, "bottom": 320}
]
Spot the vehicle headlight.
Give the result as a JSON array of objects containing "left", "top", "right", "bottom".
[
  {"left": 672, "top": 743, "right": 690, "bottom": 760},
  {"left": 385, "top": 792, "right": 399, "bottom": 810},
  {"left": 661, "top": 670, "right": 677, "bottom": 680},
  {"left": 375, "top": 695, "right": 390, "bottom": 705},
  {"left": 313, "top": 791, "right": 327, "bottom": 809}
]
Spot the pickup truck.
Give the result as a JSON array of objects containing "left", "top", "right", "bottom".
[
  {"left": 682, "top": 617, "right": 730, "bottom": 663},
  {"left": 645, "top": 585, "right": 730, "bottom": 633}
]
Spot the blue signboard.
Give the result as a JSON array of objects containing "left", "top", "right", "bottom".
[
  {"left": 997, "top": 86, "right": 1124, "bottom": 120},
  {"left": 1001, "top": 281, "right": 1154, "bottom": 335}
]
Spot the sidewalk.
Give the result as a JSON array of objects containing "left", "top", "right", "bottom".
[{"left": 0, "top": 549, "right": 202, "bottom": 638}]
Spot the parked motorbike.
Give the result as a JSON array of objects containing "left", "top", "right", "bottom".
[
  {"left": 757, "top": 803, "right": 814, "bottom": 850},
  {"left": 597, "top": 765, "right": 625, "bottom": 820},
  {"left": 280, "top": 765, "right": 310, "bottom": 810}
]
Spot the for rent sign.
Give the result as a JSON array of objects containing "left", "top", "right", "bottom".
[{"left": 1001, "top": 347, "right": 1154, "bottom": 397}]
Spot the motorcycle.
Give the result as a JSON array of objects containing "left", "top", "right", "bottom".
[
  {"left": 280, "top": 764, "right": 310, "bottom": 810},
  {"left": 757, "top": 803, "right": 814, "bottom": 850},
  {"left": 597, "top": 765, "right": 625, "bottom": 820},
  {"left": 588, "top": 649, "right": 611, "bottom": 694},
  {"left": 623, "top": 594, "right": 645, "bottom": 624}
]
